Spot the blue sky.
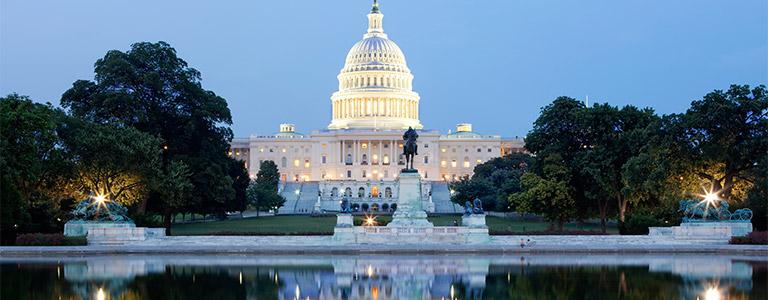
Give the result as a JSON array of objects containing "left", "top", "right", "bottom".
[{"left": 1, "top": 0, "right": 766, "bottom": 138}]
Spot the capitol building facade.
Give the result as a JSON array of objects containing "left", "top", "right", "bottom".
[{"left": 229, "top": 2, "right": 524, "bottom": 212}]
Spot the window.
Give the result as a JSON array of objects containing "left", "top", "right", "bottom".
[
  {"left": 424, "top": 156, "right": 429, "bottom": 164},
  {"left": 358, "top": 187, "right": 365, "bottom": 197},
  {"left": 424, "top": 144, "right": 429, "bottom": 148},
  {"left": 452, "top": 149, "right": 456, "bottom": 153},
  {"left": 259, "top": 160, "right": 263, "bottom": 167},
  {"left": 487, "top": 148, "right": 492, "bottom": 152},
  {"left": 383, "top": 155, "right": 389, "bottom": 165},
  {"left": 464, "top": 161, "right": 470, "bottom": 168},
  {"left": 269, "top": 149, "right": 273, "bottom": 152},
  {"left": 259, "top": 148, "right": 264, "bottom": 153},
  {"left": 372, "top": 154, "right": 378, "bottom": 164},
  {"left": 322, "top": 172, "right": 326, "bottom": 179},
  {"left": 347, "top": 144, "right": 352, "bottom": 148},
  {"left": 477, "top": 159, "right": 482, "bottom": 164},
  {"left": 346, "top": 154, "right": 352, "bottom": 165},
  {"left": 331, "top": 187, "right": 338, "bottom": 197},
  {"left": 282, "top": 148, "right": 286, "bottom": 153},
  {"left": 281, "top": 157, "right": 287, "bottom": 168},
  {"left": 425, "top": 171, "right": 428, "bottom": 178},
  {"left": 322, "top": 156, "right": 327, "bottom": 164},
  {"left": 384, "top": 144, "right": 389, "bottom": 148},
  {"left": 477, "top": 148, "right": 481, "bottom": 152},
  {"left": 441, "top": 160, "right": 446, "bottom": 167},
  {"left": 228, "top": 151, "right": 232, "bottom": 155},
  {"left": 322, "top": 144, "right": 326, "bottom": 148},
  {"left": 295, "top": 148, "right": 299, "bottom": 153},
  {"left": 441, "top": 148, "right": 446, "bottom": 153},
  {"left": 384, "top": 170, "right": 388, "bottom": 178},
  {"left": 362, "top": 170, "right": 367, "bottom": 178},
  {"left": 347, "top": 170, "right": 352, "bottom": 178},
  {"left": 304, "top": 160, "right": 310, "bottom": 168},
  {"left": 451, "top": 160, "right": 457, "bottom": 168},
  {"left": 362, "top": 154, "right": 368, "bottom": 165},
  {"left": 294, "top": 159, "right": 300, "bottom": 167},
  {"left": 361, "top": 143, "right": 368, "bottom": 149},
  {"left": 398, "top": 154, "right": 405, "bottom": 165}
]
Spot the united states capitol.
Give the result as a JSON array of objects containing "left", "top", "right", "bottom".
[{"left": 228, "top": 1, "right": 525, "bottom": 214}]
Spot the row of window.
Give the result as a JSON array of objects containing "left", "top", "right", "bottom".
[
  {"left": 441, "top": 147, "right": 494, "bottom": 153},
  {"left": 329, "top": 186, "right": 393, "bottom": 198},
  {"left": 440, "top": 158, "right": 483, "bottom": 168}
]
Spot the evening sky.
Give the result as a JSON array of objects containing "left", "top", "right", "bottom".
[{"left": 1, "top": 0, "right": 766, "bottom": 138}]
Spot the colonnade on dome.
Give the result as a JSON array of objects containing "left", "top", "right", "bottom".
[{"left": 332, "top": 97, "right": 418, "bottom": 120}]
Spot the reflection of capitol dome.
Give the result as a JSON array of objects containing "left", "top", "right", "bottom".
[{"left": 329, "top": 0, "right": 422, "bottom": 130}]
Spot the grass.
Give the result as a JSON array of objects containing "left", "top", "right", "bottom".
[{"left": 171, "top": 214, "right": 618, "bottom": 235}]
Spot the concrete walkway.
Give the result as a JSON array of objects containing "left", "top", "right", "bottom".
[{"left": 1, "top": 243, "right": 766, "bottom": 257}]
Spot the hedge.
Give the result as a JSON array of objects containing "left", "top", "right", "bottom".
[
  {"left": 729, "top": 231, "right": 768, "bottom": 245},
  {"left": 14, "top": 233, "right": 87, "bottom": 246}
]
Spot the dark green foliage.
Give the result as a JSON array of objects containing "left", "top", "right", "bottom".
[
  {"left": 617, "top": 208, "right": 664, "bottom": 235},
  {"left": 129, "top": 212, "right": 164, "bottom": 228},
  {"left": 509, "top": 153, "right": 575, "bottom": 230},
  {"left": 489, "top": 229, "right": 609, "bottom": 235},
  {"left": 246, "top": 160, "right": 285, "bottom": 214},
  {"left": 60, "top": 41, "right": 241, "bottom": 222},
  {"left": 450, "top": 153, "right": 533, "bottom": 211},
  {"left": 746, "top": 155, "right": 768, "bottom": 231},
  {"left": 729, "top": 232, "right": 768, "bottom": 245},
  {"left": 0, "top": 177, "right": 29, "bottom": 245},
  {"left": 13, "top": 233, "right": 86, "bottom": 246}
]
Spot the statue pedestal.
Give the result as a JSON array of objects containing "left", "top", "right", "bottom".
[
  {"left": 64, "top": 221, "right": 135, "bottom": 237},
  {"left": 462, "top": 214, "right": 490, "bottom": 244},
  {"left": 388, "top": 172, "right": 434, "bottom": 227},
  {"left": 333, "top": 213, "right": 355, "bottom": 243}
]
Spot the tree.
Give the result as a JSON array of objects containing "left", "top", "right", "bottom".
[
  {"left": 58, "top": 118, "right": 163, "bottom": 206},
  {"left": 659, "top": 85, "right": 767, "bottom": 201},
  {"left": 0, "top": 93, "right": 64, "bottom": 202},
  {"left": 509, "top": 153, "right": 575, "bottom": 230},
  {"left": 247, "top": 160, "right": 285, "bottom": 214},
  {"left": 450, "top": 153, "right": 533, "bottom": 211},
  {"left": 60, "top": 41, "right": 241, "bottom": 218}
]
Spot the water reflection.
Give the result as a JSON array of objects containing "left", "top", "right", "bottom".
[{"left": 1, "top": 255, "right": 765, "bottom": 299}]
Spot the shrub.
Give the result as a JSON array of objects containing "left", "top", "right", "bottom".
[
  {"left": 129, "top": 212, "right": 163, "bottom": 228},
  {"left": 489, "top": 230, "right": 609, "bottom": 235},
  {"left": 729, "top": 232, "right": 768, "bottom": 245},
  {"left": 618, "top": 208, "right": 664, "bottom": 235},
  {"left": 204, "top": 231, "right": 332, "bottom": 236}
]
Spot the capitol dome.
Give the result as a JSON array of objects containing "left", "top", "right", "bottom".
[{"left": 328, "top": 1, "right": 422, "bottom": 130}]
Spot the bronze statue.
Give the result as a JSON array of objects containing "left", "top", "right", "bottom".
[
  {"left": 472, "top": 198, "right": 484, "bottom": 214},
  {"left": 403, "top": 127, "right": 418, "bottom": 170},
  {"left": 464, "top": 201, "right": 472, "bottom": 216},
  {"left": 340, "top": 197, "right": 350, "bottom": 213}
]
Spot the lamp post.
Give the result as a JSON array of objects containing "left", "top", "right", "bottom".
[{"left": 294, "top": 189, "right": 301, "bottom": 213}]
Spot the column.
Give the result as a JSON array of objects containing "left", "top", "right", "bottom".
[
  {"left": 339, "top": 140, "right": 343, "bottom": 162},
  {"left": 354, "top": 140, "right": 358, "bottom": 164}
]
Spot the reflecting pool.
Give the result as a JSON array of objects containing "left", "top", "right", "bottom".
[{"left": 2, "top": 254, "right": 765, "bottom": 299}]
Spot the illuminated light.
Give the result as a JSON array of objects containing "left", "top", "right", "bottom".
[
  {"left": 94, "top": 194, "right": 106, "bottom": 204},
  {"left": 282, "top": 148, "right": 286, "bottom": 153},
  {"left": 450, "top": 285, "right": 455, "bottom": 299},
  {"left": 295, "top": 190, "right": 300, "bottom": 195},
  {"left": 322, "top": 144, "right": 326, "bottom": 148},
  {"left": 441, "top": 160, "right": 446, "bottom": 167},
  {"left": 463, "top": 161, "right": 469, "bottom": 168},
  {"left": 228, "top": 151, "right": 232, "bottom": 155},
  {"left": 441, "top": 148, "right": 446, "bottom": 152},
  {"left": 259, "top": 148, "right": 264, "bottom": 152},
  {"left": 383, "top": 156, "right": 389, "bottom": 164},
  {"left": 362, "top": 143, "right": 368, "bottom": 149},
  {"left": 97, "top": 288, "right": 105, "bottom": 300},
  {"left": 398, "top": 144, "right": 403, "bottom": 148},
  {"left": 373, "top": 170, "right": 378, "bottom": 174},
  {"left": 305, "top": 161, "right": 310, "bottom": 168},
  {"left": 294, "top": 159, "right": 300, "bottom": 167},
  {"left": 371, "top": 286, "right": 379, "bottom": 298},
  {"left": 163, "top": 145, "right": 168, "bottom": 150},
  {"left": 296, "top": 284, "right": 300, "bottom": 299},
  {"left": 239, "top": 271, "right": 243, "bottom": 284},
  {"left": 704, "top": 287, "right": 720, "bottom": 300},
  {"left": 477, "top": 159, "right": 482, "bottom": 164},
  {"left": 236, "top": 152, "right": 240, "bottom": 156},
  {"left": 450, "top": 189, "right": 455, "bottom": 195},
  {"left": 451, "top": 160, "right": 457, "bottom": 168},
  {"left": 367, "top": 265, "right": 374, "bottom": 277}
]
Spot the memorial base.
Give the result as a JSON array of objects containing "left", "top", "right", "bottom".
[
  {"left": 64, "top": 221, "right": 135, "bottom": 237},
  {"left": 333, "top": 214, "right": 356, "bottom": 243}
]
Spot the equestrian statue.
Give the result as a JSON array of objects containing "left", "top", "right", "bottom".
[{"left": 403, "top": 127, "right": 419, "bottom": 171}]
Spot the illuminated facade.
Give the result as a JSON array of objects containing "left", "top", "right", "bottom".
[{"left": 229, "top": 2, "right": 525, "bottom": 184}]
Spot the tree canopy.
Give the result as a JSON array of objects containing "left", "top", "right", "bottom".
[{"left": 60, "top": 41, "right": 245, "bottom": 225}]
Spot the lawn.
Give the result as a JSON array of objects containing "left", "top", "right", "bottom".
[{"left": 171, "top": 215, "right": 617, "bottom": 235}]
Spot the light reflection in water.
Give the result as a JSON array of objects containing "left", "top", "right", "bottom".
[{"left": 0, "top": 254, "right": 764, "bottom": 300}]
